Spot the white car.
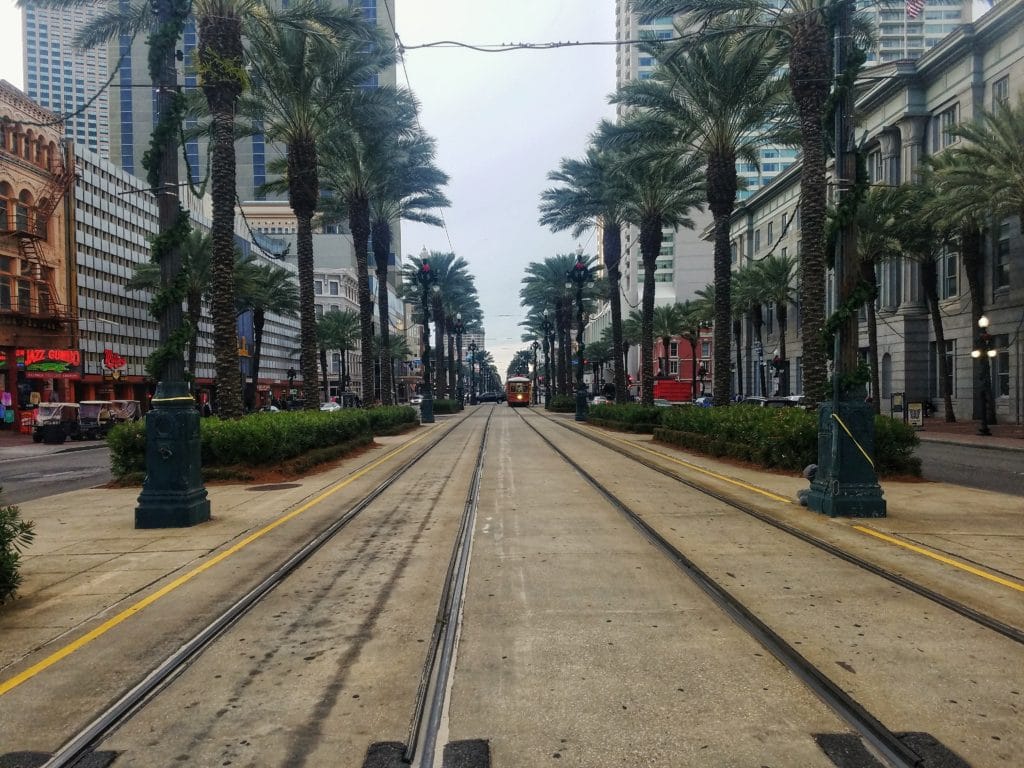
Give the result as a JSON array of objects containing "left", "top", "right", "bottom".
[
  {"left": 320, "top": 401, "right": 342, "bottom": 412},
  {"left": 409, "top": 395, "right": 423, "bottom": 405},
  {"left": 591, "top": 395, "right": 609, "bottom": 405}
]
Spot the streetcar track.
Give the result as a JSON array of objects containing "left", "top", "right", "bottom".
[
  {"left": 37, "top": 409, "right": 486, "bottom": 768},
  {"left": 516, "top": 409, "right": 922, "bottom": 768},
  {"left": 537, "top": 411, "right": 1024, "bottom": 646}
]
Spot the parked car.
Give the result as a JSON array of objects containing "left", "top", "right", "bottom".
[
  {"left": 694, "top": 396, "right": 714, "bottom": 407},
  {"left": 409, "top": 395, "right": 423, "bottom": 405},
  {"left": 591, "top": 395, "right": 609, "bottom": 405},
  {"left": 32, "top": 402, "right": 82, "bottom": 444},
  {"left": 320, "top": 401, "right": 342, "bottom": 412},
  {"left": 477, "top": 391, "right": 500, "bottom": 403}
]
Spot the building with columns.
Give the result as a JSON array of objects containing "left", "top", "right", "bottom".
[{"left": 726, "top": 0, "right": 1024, "bottom": 421}]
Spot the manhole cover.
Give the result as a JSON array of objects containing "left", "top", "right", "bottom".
[{"left": 246, "top": 483, "right": 302, "bottom": 491}]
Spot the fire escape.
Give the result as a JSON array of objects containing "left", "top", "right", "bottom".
[{"left": 1, "top": 155, "right": 76, "bottom": 331}]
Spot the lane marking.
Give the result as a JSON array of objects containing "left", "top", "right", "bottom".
[
  {"left": 0, "top": 425, "right": 441, "bottom": 697},
  {"left": 852, "top": 525, "right": 1024, "bottom": 593}
]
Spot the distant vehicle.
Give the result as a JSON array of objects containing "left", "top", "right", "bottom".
[
  {"left": 409, "top": 395, "right": 423, "bottom": 405},
  {"left": 260, "top": 404, "right": 281, "bottom": 413},
  {"left": 477, "top": 391, "right": 500, "bottom": 403},
  {"left": 694, "top": 396, "right": 714, "bottom": 407},
  {"left": 591, "top": 395, "right": 609, "bottom": 406},
  {"left": 739, "top": 396, "right": 799, "bottom": 408},
  {"left": 320, "top": 401, "right": 342, "bottom": 412},
  {"left": 653, "top": 398, "right": 672, "bottom": 408},
  {"left": 506, "top": 376, "right": 532, "bottom": 407},
  {"left": 32, "top": 402, "right": 82, "bottom": 444},
  {"left": 79, "top": 400, "right": 113, "bottom": 439},
  {"left": 108, "top": 399, "right": 141, "bottom": 423}
]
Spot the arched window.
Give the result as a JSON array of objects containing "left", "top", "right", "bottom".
[
  {"left": 15, "top": 189, "right": 33, "bottom": 232},
  {"left": 0, "top": 181, "right": 11, "bottom": 230}
]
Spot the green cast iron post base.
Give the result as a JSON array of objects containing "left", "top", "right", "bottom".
[
  {"left": 806, "top": 398, "right": 886, "bottom": 518},
  {"left": 574, "top": 385, "right": 589, "bottom": 422},
  {"left": 135, "top": 381, "right": 211, "bottom": 529},
  {"left": 420, "top": 392, "right": 435, "bottom": 424}
]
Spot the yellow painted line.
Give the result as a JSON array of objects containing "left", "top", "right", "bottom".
[
  {"left": 853, "top": 525, "right": 1024, "bottom": 593},
  {"left": 0, "top": 424, "right": 441, "bottom": 697},
  {"left": 575, "top": 422, "right": 793, "bottom": 504}
]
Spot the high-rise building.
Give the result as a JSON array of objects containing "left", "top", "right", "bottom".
[
  {"left": 21, "top": 1, "right": 110, "bottom": 156},
  {"left": 860, "top": 1, "right": 970, "bottom": 64}
]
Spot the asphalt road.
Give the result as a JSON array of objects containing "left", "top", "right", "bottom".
[
  {"left": 0, "top": 445, "right": 112, "bottom": 505},
  {"left": 916, "top": 441, "right": 1024, "bottom": 496}
]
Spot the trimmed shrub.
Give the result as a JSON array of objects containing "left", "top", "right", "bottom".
[
  {"left": 0, "top": 490, "right": 35, "bottom": 606},
  {"left": 654, "top": 406, "right": 919, "bottom": 477},
  {"left": 547, "top": 395, "right": 576, "bottom": 413},
  {"left": 431, "top": 399, "right": 459, "bottom": 415},
  {"left": 589, "top": 403, "right": 664, "bottom": 433},
  {"left": 109, "top": 407, "right": 419, "bottom": 481}
]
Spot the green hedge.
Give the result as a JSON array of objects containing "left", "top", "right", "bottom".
[
  {"left": 652, "top": 406, "right": 920, "bottom": 476},
  {"left": 589, "top": 403, "right": 664, "bottom": 433},
  {"left": 431, "top": 399, "right": 459, "bottom": 414},
  {"left": 547, "top": 395, "right": 576, "bottom": 413},
  {"left": 108, "top": 406, "right": 419, "bottom": 481}
]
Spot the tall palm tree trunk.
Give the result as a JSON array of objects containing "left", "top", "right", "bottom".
[
  {"left": 707, "top": 153, "right": 737, "bottom": 406},
  {"left": 432, "top": 299, "right": 446, "bottom": 399},
  {"left": 862, "top": 264, "right": 881, "bottom": 413},
  {"left": 290, "top": 137, "right": 321, "bottom": 410},
  {"left": 349, "top": 194, "right": 374, "bottom": 406},
  {"left": 371, "top": 221, "right": 394, "bottom": 405},
  {"left": 187, "top": 300, "right": 201, "bottom": 382},
  {"left": 790, "top": 19, "right": 830, "bottom": 404},
  {"left": 200, "top": 15, "right": 244, "bottom": 418},
  {"left": 921, "top": 260, "right": 955, "bottom": 422},
  {"left": 447, "top": 334, "right": 456, "bottom": 398},
  {"left": 639, "top": 217, "right": 661, "bottom": 406},
  {"left": 733, "top": 318, "right": 743, "bottom": 399},
  {"left": 775, "top": 306, "right": 789, "bottom": 396},
  {"left": 320, "top": 345, "right": 329, "bottom": 403},
  {"left": 252, "top": 309, "right": 266, "bottom": 409},
  {"left": 604, "top": 223, "right": 628, "bottom": 404}
]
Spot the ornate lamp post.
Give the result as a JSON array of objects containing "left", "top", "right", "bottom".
[
  {"left": 531, "top": 340, "right": 540, "bottom": 405},
  {"left": 566, "top": 247, "right": 591, "bottom": 421},
  {"left": 415, "top": 259, "right": 438, "bottom": 423},
  {"left": 971, "top": 315, "right": 997, "bottom": 436},
  {"left": 453, "top": 312, "right": 465, "bottom": 410},
  {"left": 468, "top": 341, "right": 477, "bottom": 405}
]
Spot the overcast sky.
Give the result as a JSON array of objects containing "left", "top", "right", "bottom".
[{"left": 0, "top": 0, "right": 616, "bottom": 378}]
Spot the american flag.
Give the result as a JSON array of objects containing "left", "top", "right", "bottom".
[{"left": 907, "top": 0, "right": 926, "bottom": 20}]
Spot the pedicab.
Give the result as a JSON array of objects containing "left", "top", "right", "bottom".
[{"left": 31, "top": 402, "right": 82, "bottom": 444}]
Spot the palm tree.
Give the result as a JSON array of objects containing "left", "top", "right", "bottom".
[
  {"left": 127, "top": 229, "right": 212, "bottom": 382},
  {"left": 610, "top": 144, "right": 705, "bottom": 405},
  {"left": 612, "top": 19, "right": 789, "bottom": 405},
  {"left": 368, "top": 118, "right": 450, "bottom": 405},
  {"left": 521, "top": 255, "right": 580, "bottom": 398},
  {"left": 246, "top": 17, "right": 389, "bottom": 409},
  {"left": 539, "top": 141, "right": 631, "bottom": 403},
  {"left": 317, "top": 308, "right": 361, "bottom": 403},
  {"left": 753, "top": 253, "right": 798, "bottom": 396},
  {"left": 732, "top": 264, "right": 767, "bottom": 396},
  {"left": 236, "top": 258, "right": 300, "bottom": 410},
  {"left": 676, "top": 299, "right": 709, "bottom": 400},
  {"left": 633, "top": 0, "right": 875, "bottom": 404}
]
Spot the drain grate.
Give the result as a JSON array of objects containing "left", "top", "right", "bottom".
[{"left": 245, "top": 483, "right": 301, "bottom": 491}]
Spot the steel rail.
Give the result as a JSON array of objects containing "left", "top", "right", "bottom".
[
  {"left": 517, "top": 411, "right": 922, "bottom": 768},
  {"left": 545, "top": 413, "right": 1024, "bottom": 647},
  {"left": 41, "top": 412, "right": 478, "bottom": 768},
  {"left": 406, "top": 407, "right": 492, "bottom": 767}
]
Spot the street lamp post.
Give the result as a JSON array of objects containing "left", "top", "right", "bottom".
[
  {"left": 416, "top": 260, "right": 438, "bottom": 423},
  {"left": 453, "top": 312, "right": 464, "bottom": 410},
  {"left": 531, "top": 340, "right": 540, "bottom": 405},
  {"left": 468, "top": 342, "right": 477, "bottom": 405},
  {"left": 542, "top": 313, "right": 554, "bottom": 408},
  {"left": 971, "top": 315, "right": 997, "bottom": 436},
  {"left": 698, "top": 363, "right": 707, "bottom": 398},
  {"left": 566, "top": 247, "right": 591, "bottom": 422}
]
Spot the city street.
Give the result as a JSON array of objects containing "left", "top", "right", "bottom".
[{"left": 0, "top": 442, "right": 111, "bottom": 505}]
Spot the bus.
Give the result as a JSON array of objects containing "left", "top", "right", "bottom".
[{"left": 505, "top": 376, "right": 532, "bottom": 407}]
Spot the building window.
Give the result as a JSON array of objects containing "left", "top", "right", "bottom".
[
  {"left": 990, "top": 334, "right": 1010, "bottom": 397},
  {"left": 17, "top": 279, "right": 31, "bottom": 312},
  {"left": 992, "top": 76, "right": 1009, "bottom": 109},
  {"left": 868, "top": 149, "right": 883, "bottom": 183},
  {"left": 767, "top": 222, "right": 774, "bottom": 244},
  {"left": 939, "top": 245, "right": 958, "bottom": 299},
  {"left": 669, "top": 341, "right": 678, "bottom": 358},
  {"left": 932, "top": 104, "right": 959, "bottom": 151},
  {"left": 754, "top": 229, "right": 761, "bottom": 252},
  {"left": 314, "top": 279, "right": 323, "bottom": 295},
  {"left": 781, "top": 213, "right": 788, "bottom": 234},
  {"left": 929, "top": 340, "right": 956, "bottom": 399},
  {"left": 701, "top": 340, "right": 710, "bottom": 359},
  {"left": 994, "top": 220, "right": 1010, "bottom": 290},
  {"left": 329, "top": 281, "right": 339, "bottom": 296},
  {"left": 0, "top": 277, "right": 9, "bottom": 309},
  {"left": 669, "top": 360, "right": 678, "bottom": 375}
]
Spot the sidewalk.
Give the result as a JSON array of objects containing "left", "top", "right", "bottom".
[{"left": 914, "top": 415, "right": 1024, "bottom": 451}]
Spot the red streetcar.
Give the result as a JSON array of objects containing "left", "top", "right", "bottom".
[{"left": 505, "top": 376, "right": 532, "bottom": 407}]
